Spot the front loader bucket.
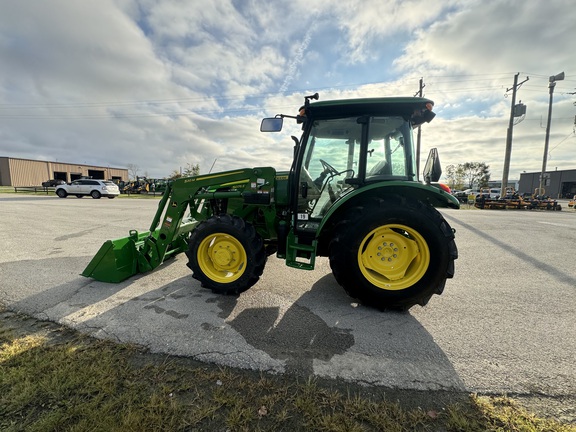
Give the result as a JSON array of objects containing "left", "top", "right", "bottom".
[
  {"left": 82, "top": 220, "right": 195, "bottom": 283},
  {"left": 82, "top": 234, "right": 142, "bottom": 283}
]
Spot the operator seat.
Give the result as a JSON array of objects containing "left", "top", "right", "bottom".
[{"left": 368, "top": 159, "right": 389, "bottom": 176}]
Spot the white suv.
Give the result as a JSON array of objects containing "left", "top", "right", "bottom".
[{"left": 55, "top": 179, "right": 120, "bottom": 199}]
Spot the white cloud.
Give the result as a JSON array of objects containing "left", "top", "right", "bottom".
[
  {"left": 396, "top": 2, "right": 573, "bottom": 78},
  {"left": 331, "top": 0, "right": 454, "bottom": 63},
  {"left": 0, "top": 0, "right": 574, "bottom": 183}
]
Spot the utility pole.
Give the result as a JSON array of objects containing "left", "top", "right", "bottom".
[
  {"left": 501, "top": 73, "right": 529, "bottom": 196},
  {"left": 414, "top": 77, "right": 425, "bottom": 181},
  {"left": 539, "top": 72, "right": 565, "bottom": 194}
]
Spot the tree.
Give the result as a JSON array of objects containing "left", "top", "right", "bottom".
[
  {"left": 445, "top": 164, "right": 466, "bottom": 190},
  {"left": 167, "top": 170, "right": 182, "bottom": 181},
  {"left": 183, "top": 163, "right": 200, "bottom": 177},
  {"left": 461, "top": 162, "right": 490, "bottom": 189},
  {"left": 167, "top": 163, "right": 200, "bottom": 181},
  {"left": 127, "top": 164, "right": 139, "bottom": 181}
]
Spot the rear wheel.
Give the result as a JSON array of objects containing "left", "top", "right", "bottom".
[
  {"left": 186, "top": 214, "right": 266, "bottom": 295},
  {"left": 56, "top": 189, "right": 67, "bottom": 198},
  {"left": 329, "top": 196, "right": 457, "bottom": 311}
]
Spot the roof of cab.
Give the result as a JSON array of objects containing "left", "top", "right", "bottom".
[{"left": 307, "top": 97, "right": 434, "bottom": 119}]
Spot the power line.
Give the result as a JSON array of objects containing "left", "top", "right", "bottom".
[
  {"left": 1, "top": 72, "right": 573, "bottom": 120},
  {"left": 0, "top": 72, "right": 529, "bottom": 110}
]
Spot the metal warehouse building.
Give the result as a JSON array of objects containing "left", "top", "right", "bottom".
[
  {"left": 0, "top": 157, "right": 128, "bottom": 187},
  {"left": 519, "top": 169, "right": 576, "bottom": 199}
]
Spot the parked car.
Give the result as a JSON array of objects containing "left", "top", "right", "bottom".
[
  {"left": 478, "top": 188, "right": 501, "bottom": 199},
  {"left": 487, "top": 188, "right": 501, "bottom": 199},
  {"left": 452, "top": 190, "right": 469, "bottom": 203},
  {"left": 463, "top": 189, "right": 481, "bottom": 196},
  {"left": 41, "top": 179, "right": 66, "bottom": 187},
  {"left": 55, "top": 179, "right": 120, "bottom": 199}
]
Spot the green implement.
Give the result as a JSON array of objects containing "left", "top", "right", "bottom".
[
  {"left": 82, "top": 235, "right": 139, "bottom": 283},
  {"left": 81, "top": 222, "right": 197, "bottom": 283}
]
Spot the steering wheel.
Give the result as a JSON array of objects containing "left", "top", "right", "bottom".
[{"left": 319, "top": 159, "right": 338, "bottom": 176}]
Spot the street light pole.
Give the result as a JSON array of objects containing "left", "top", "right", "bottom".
[{"left": 539, "top": 72, "right": 564, "bottom": 194}]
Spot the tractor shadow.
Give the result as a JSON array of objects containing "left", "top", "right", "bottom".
[{"left": 212, "top": 271, "right": 464, "bottom": 389}]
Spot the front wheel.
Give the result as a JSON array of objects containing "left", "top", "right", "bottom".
[
  {"left": 329, "top": 196, "right": 457, "bottom": 311},
  {"left": 186, "top": 214, "right": 266, "bottom": 295},
  {"left": 56, "top": 189, "right": 67, "bottom": 198},
  {"left": 91, "top": 190, "right": 101, "bottom": 199}
]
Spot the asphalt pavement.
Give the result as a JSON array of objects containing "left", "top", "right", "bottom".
[{"left": 1, "top": 193, "right": 575, "bottom": 416}]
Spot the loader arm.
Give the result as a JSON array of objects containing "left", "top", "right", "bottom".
[{"left": 82, "top": 167, "right": 276, "bottom": 283}]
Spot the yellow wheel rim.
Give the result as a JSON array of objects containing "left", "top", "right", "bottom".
[
  {"left": 358, "top": 224, "right": 430, "bottom": 291},
  {"left": 197, "top": 233, "right": 247, "bottom": 283}
]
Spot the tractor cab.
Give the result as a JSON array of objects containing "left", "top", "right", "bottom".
[
  {"left": 262, "top": 95, "right": 453, "bottom": 229},
  {"left": 295, "top": 112, "right": 416, "bottom": 219}
]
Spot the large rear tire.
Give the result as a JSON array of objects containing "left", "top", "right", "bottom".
[
  {"left": 186, "top": 214, "right": 266, "bottom": 295},
  {"left": 329, "top": 196, "right": 457, "bottom": 311}
]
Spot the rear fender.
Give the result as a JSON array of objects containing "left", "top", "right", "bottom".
[{"left": 317, "top": 181, "right": 459, "bottom": 237}]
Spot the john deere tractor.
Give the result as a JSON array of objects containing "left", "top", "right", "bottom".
[{"left": 83, "top": 94, "right": 459, "bottom": 310}]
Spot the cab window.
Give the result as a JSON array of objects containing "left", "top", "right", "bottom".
[{"left": 366, "top": 117, "right": 413, "bottom": 180}]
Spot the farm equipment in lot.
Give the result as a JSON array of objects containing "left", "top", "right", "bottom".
[
  {"left": 121, "top": 179, "right": 149, "bottom": 194},
  {"left": 475, "top": 189, "right": 562, "bottom": 211},
  {"left": 121, "top": 178, "right": 168, "bottom": 194},
  {"left": 82, "top": 94, "right": 459, "bottom": 311}
]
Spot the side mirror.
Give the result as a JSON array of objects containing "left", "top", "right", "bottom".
[
  {"left": 423, "top": 148, "right": 442, "bottom": 184},
  {"left": 260, "top": 117, "right": 283, "bottom": 132}
]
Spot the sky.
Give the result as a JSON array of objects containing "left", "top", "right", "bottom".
[{"left": 1, "top": 0, "right": 575, "bottom": 183}]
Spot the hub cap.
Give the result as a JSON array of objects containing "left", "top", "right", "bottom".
[
  {"left": 358, "top": 224, "right": 430, "bottom": 290},
  {"left": 197, "top": 233, "right": 247, "bottom": 283}
]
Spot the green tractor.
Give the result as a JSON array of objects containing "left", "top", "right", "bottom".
[{"left": 83, "top": 94, "right": 459, "bottom": 311}]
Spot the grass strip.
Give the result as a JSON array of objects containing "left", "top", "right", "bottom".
[{"left": 1, "top": 312, "right": 574, "bottom": 432}]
